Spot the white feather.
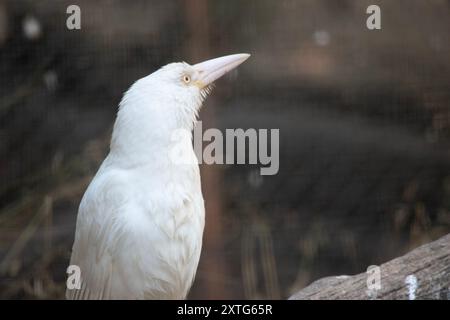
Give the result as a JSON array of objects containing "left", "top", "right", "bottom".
[
  {"left": 66, "top": 54, "right": 250, "bottom": 299},
  {"left": 67, "top": 63, "right": 206, "bottom": 299}
]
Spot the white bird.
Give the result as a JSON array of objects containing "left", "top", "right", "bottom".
[{"left": 66, "top": 53, "right": 250, "bottom": 299}]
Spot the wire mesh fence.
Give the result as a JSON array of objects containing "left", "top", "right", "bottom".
[{"left": 0, "top": 0, "right": 449, "bottom": 299}]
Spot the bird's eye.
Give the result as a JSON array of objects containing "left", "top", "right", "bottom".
[{"left": 183, "top": 75, "right": 191, "bottom": 84}]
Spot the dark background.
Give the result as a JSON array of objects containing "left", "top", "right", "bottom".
[{"left": 0, "top": 0, "right": 449, "bottom": 299}]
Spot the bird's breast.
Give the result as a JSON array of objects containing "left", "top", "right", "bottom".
[{"left": 133, "top": 167, "right": 205, "bottom": 298}]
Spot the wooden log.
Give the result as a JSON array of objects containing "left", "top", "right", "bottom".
[{"left": 290, "top": 233, "right": 450, "bottom": 300}]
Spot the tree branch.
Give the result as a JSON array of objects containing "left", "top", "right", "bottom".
[{"left": 290, "top": 234, "right": 450, "bottom": 300}]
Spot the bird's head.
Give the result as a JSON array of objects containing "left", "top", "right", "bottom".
[
  {"left": 119, "top": 53, "right": 250, "bottom": 127},
  {"left": 156, "top": 53, "right": 250, "bottom": 96},
  {"left": 111, "top": 54, "right": 250, "bottom": 159}
]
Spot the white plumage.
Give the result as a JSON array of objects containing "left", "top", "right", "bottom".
[{"left": 66, "top": 53, "right": 250, "bottom": 299}]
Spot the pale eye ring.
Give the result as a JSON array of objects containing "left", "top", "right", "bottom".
[{"left": 183, "top": 75, "right": 191, "bottom": 84}]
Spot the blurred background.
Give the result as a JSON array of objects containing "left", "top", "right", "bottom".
[{"left": 0, "top": 0, "right": 450, "bottom": 299}]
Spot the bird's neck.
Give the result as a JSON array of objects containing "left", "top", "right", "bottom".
[
  {"left": 109, "top": 128, "right": 196, "bottom": 169},
  {"left": 108, "top": 100, "right": 197, "bottom": 170},
  {"left": 107, "top": 80, "right": 202, "bottom": 174}
]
